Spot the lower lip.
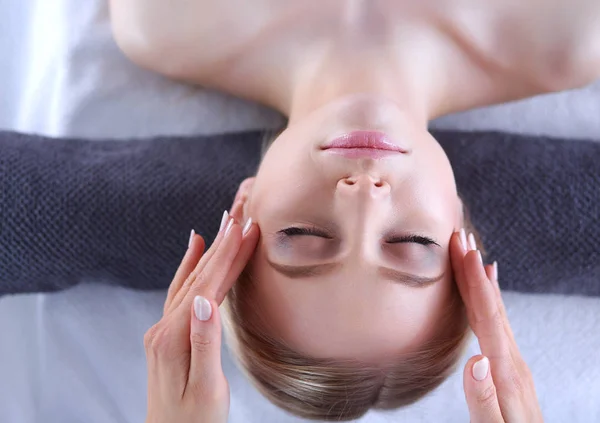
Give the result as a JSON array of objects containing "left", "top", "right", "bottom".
[{"left": 322, "top": 130, "right": 407, "bottom": 157}]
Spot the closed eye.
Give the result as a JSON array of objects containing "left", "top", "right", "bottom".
[
  {"left": 279, "top": 227, "right": 333, "bottom": 239},
  {"left": 280, "top": 228, "right": 439, "bottom": 246},
  {"left": 386, "top": 235, "right": 440, "bottom": 247}
]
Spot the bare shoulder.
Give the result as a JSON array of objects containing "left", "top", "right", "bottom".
[
  {"left": 108, "top": 0, "right": 283, "bottom": 82},
  {"left": 452, "top": 0, "right": 599, "bottom": 91},
  {"left": 428, "top": 0, "right": 600, "bottom": 115}
]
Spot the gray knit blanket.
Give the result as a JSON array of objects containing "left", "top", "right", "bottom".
[{"left": 0, "top": 130, "right": 598, "bottom": 296}]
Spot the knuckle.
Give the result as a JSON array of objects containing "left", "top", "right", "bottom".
[
  {"left": 188, "top": 273, "right": 216, "bottom": 299},
  {"left": 190, "top": 332, "right": 213, "bottom": 354},
  {"left": 144, "top": 322, "right": 175, "bottom": 357},
  {"left": 191, "top": 271, "right": 209, "bottom": 290},
  {"left": 143, "top": 324, "right": 160, "bottom": 351},
  {"left": 476, "top": 383, "right": 498, "bottom": 407},
  {"left": 182, "top": 272, "right": 197, "bottom": 290}
]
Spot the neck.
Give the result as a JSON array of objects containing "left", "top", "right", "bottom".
[{"left": 280, "top": 49, "right": 437, "bottom": 128}]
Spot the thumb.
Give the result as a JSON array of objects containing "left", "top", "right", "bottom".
[
  {"left": 463, "top": 355, "right": 504, "bottom": 423},
  {"left": 187, "top": 296, "right": 227, "bottom": 396}
]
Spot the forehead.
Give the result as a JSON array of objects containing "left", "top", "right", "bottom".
[{"left": 247, "top": 249, "right": 454, "bottom": 362}]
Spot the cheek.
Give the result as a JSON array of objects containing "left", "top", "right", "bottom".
[
  {"left": 404, "top": 150, "right": 459, "bottom": 225},
  {"left": 381, "top": 282, "right": 452, "bottom": 344},
  {"left": 250, "top": 158, "right": 331, "bottom": 222},
  {"left": 254, "top": 145, "right": 314, "bottom": 196}
]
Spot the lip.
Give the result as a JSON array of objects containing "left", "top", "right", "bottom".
[{"left": 322, "top": 131, "right": 408, "bottom": 158}]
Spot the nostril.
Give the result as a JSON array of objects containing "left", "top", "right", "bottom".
[
  {"left": 343, "top": 178, "right": 355, "bottom": 186},
  {"left": 374, "top": 181, "right": 383, "bottom": 188}
]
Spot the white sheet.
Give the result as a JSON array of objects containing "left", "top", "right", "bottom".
[{"left": 1, "top": 1, "right": 599, "bottom": 422}]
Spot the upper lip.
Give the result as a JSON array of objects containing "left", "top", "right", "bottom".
[{"left": 322, "top": 130, "right": 408, "bottom": 153}]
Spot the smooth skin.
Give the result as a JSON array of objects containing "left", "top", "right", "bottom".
[
  {"left": 144, "top": 199, "right": 259, "bottom": 423},
  {"left": 109, "top": 1, "right": 600, "bottom": 366},
  {"left": 452, "top": 231, "right": 543, "bottom": 423},
  {"left": 115, "top": 1, "right": 596, "bottom": 421},
  {"left": 145, "top": 201, "right": 543, "bottom": 423}
]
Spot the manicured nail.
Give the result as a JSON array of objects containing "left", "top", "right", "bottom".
[
  {"left": 219, "top": 210, "right": 229, "bottom": 232},
  {"left": 476, "top": 250, "right": 483, "bottom": 264},
  {"left": 242, "top": 217, "right": 253, "bottom": 236},
  {"left": 493, "top": 261, "right": 498, "bottom": 280},
  {"left": 472, "top": 356, "right": 490, "bottom": 381},
  {"left": 468, "top": 233, "right": 477, "bottom": 251},
  {"left": 188, "top": 229, "right": 195, "bottom": 248},
  {"left": 194, "top": 296, "right": 212, "bottom": 321},
  {"left": 459, "top": 228, "right": 468, "bottom": 252},
  {"left": 224, "top": 218, "right": 234, "bottom": 237}
]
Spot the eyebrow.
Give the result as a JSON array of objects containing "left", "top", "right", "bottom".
[{"left": 266, "top": 260, "right": 445, "bottom": 288}]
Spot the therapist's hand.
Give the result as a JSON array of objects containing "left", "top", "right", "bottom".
[
  {"left": 144, "top": 201, "right": 258, "bottom": 423},
  {"left": 451, "top": 230, "right": 543, "bottom": 423}
]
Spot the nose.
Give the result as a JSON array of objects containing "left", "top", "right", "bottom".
[{"left": 337, "top": 174, "right": 391, "bottom": 198}]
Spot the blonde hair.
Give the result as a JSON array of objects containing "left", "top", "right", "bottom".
[
  {"left": 221, "top": 130, "right": 481, "bottom": 420},
  {"left": 222, "top": 215, "right": 481, "bottom": 421}
]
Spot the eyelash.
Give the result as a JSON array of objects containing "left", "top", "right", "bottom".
[
  {"left": 280, "top": 227, "right": 333, "bottom": 239},
  {"left": 279, "top": 227, "right": 437, "bottom": 246},
  {"left": 386, "top": 235, "right": 438, "bottom": 246}
]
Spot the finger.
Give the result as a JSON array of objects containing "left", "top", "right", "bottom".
[
  {"left": 144, "top": 318, "right": 192, "bottom": 399},
  {"left": 166, "top": 211, "right": 231, "bottom": 314},
  {"left": 186, "top": 296, "right": 228, "bottom": 399},
  {"left": 462, "top": 250, "right": 527, "bottom": 410},
  {"left": 462, "top": 250, "right": 512, "bottom": 362},
  {"left": 177, "top": 219, "right": 244, "bottom": 317},
  {"left": 450, "top": 230, "right": 475, "bottom": 323},
  {"left": 470, "top": 257, "right": 530, "bottom": 417},
  {"left": 485, "top": 262, "right": 516, "bottom": 347},
  {"left": 484, "top": 264, "right": 504, "bottom": 319},
  {"left": 463, "top": 355, "right": 504, "bottom": 423},
  {"left": 484, "top": 263, "right": 503, "bottom": 319},
  {"left": 229, "top": 199, "right": 245, "bottom": 222},
  {"left": 163, "top": 231, "right": 206, "bottom": 315},
  {"left": 214, "top": 220, "right": 259, "bottom": 304}
]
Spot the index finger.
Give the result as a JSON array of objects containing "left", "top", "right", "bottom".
[
  {"left": 461, "top": 249, "right": 512, "bottom": 362},
  {"left": 164, "top": 232, "right": 206, "bottom": 315},
  {"left": 178, "top": 219, "right": 259, "bottom": 317}
]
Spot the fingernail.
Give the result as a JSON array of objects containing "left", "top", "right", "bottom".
[
  {"left": 194, "top": 296, "right": 212, "bottom": 321},
  {"left": 459, "top": 228, "right": 468, "bottom": 252},
  {"left": 242, "top": 217, "right": 253, "bottom": 236},
  {"left": 224, "top": 218, "right": 234, "bottom": 237},
  {"left": 468, "top": 233, "right": 477, "bottom": 251},
  {"left": 472, "top": 356, "right": 490, "bottom": 381},
  {"left": 493, "top": 261, "right": 498, "bottom": 280},
  {"left": 219, "top": 210, "right": 229, "bottom": 232},
  {"left": 188, "top": 229, "right": 195, "bottom": 248},
  {"left": 476, "top": 250, "right": 483, "bottom": 264}
]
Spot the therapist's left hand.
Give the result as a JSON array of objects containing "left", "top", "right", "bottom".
[{"left": 144, "top": 201, "right": 258, "bottom": 423}]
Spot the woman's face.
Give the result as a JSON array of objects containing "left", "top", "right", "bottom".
[{"left": 243, "top": 94, "right": 463, "bottom": 364}]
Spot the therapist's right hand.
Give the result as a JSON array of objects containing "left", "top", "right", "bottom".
[
  {"left": 144, "top": 200, "right": 258, "bottom": 423},
  {"left": 451, "top": 230, "right": 544, "bottom": 423}
]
